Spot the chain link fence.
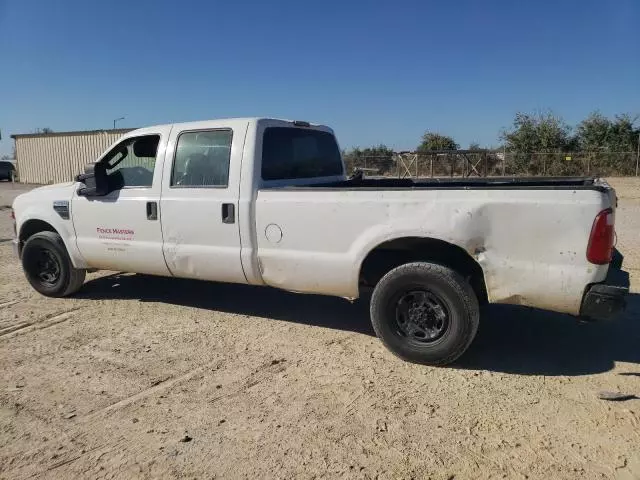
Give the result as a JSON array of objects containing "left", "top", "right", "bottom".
[{"left": 345, "top": 151, "right": 639, "bottom": 178}]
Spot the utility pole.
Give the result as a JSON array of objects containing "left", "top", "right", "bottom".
[{"left": 113, "top": 117, "right": 125, "bottom": 129}]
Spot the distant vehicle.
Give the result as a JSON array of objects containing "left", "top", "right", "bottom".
[
  {"left": 0, "top": 161, "right": 15, "bottom": 181},
  {"left": 10, "top": 118, "right": 629, "bottom": 365}
]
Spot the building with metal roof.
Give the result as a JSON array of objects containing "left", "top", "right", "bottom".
[{"left": 11, "top": 128, "right": 133, "bottom": 184}]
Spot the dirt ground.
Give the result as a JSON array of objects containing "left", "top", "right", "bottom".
[{"left": 1, "top": 178, "right": 639, "bottom": 480}]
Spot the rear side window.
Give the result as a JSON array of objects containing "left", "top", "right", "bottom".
[
  {"left": 261, "top": 127, "right": 343, "bottom": 181},
  {"left": 171, "top": 130, "right": 232, "bottom": 187}
]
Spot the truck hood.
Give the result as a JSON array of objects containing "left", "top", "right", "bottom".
[
  {"left": 32, "top": 181, "right": 77, "bottom": 193},
  {"left": 13, "top": 182, "right": 77, "bottom": 211}
]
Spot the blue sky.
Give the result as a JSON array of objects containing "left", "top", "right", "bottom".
[{"left": 0, "top": 0, "right": 638, "bottom": 156}]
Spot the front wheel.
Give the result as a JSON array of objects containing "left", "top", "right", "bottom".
[
  {"left": 21, "top": 231, "right": 86, "bottom": 297},
  {"left": 370, "top": 262, "right": 479, "bottom": 366}
]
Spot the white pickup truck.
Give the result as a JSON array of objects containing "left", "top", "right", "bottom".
[{"left": 11, "top": 118, "right": 629, "bottom": 365}]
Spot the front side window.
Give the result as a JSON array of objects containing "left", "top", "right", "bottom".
[
  {"left": 171, "top": 130, "right": 232, "bottom": 187},
  {"left": 261, "top": 127, "right": 343, "bottom": 181},
  {"left": 103, "top": 135, "right": 159, "bottom": 189}
]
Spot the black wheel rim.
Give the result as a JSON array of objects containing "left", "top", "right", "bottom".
[
  {"left": 34, "top": 248, "right": 61, "bottom": 286},
  {"left": 395, "top": 290, "right": 450, "bottom": 343}
]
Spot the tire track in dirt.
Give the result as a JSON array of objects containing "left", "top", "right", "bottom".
[
  {"left": 206, "top": 358, "right": 288, "bottom": 406},
  {"left": 0, "top": 308, "right": 81, "bottom": 340},
  {"left": 0, "top": 321, "right": 32, "bottom": 336},
  {"left": 81, "top": 360, "right": 223, "bottom": 422},
  {"left": 243, "top": 358, "right": 288, "bottom": 389},
  {"left": 81, "top": 357, "right": 288, "bottom": 423},
  {"left": 0, "top": 300, "right": 20, "bottom": 308},
  {"left": 18, "top": 443, "right": 110, "bottom": 480}
]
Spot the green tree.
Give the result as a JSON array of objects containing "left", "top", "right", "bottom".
[
  {"left": 501, "top": 112, "right": 572, "bottom": 153},
  {"left": 417, "top": 132, "right": 459, "bottom": 151},
  {"left": 575, "top": 112, "right": 611, "bottom": 152},
  {"left": 500, "top": 111, "right": 577, "bottom": 175},
  {"left": 608, "top": 114, "right": 639, "bottom": 152},
  {"left": 35, "top": 127, "right": 54, "bottom": 134},
  {"left": 577, "top": 112, "right": 639, "bottom": 152},
  {"left": 468, "top": 142, "right": 481, "bottom": 150},
  {"left": 575, "top": 112, "right": 639, "bottom": 175}
]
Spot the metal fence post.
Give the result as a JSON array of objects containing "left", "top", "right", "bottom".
[{"left": 636, "top": 133, "right": 640, "bottom": 176}]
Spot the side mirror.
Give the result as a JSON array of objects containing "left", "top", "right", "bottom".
[{"left": 76, "top": 162, "right": 108, "bottom": 197}]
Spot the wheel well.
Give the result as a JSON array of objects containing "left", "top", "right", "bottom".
[
  {"left": 19, "top": 219, "right": 58, "bottom": 251},
  {"left": 359, "top": 237, "right": 488, "bottom": 304}
]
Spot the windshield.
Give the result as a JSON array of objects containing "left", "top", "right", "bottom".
[{"left": 261, "top": 127, "right": 343, "bottom": 181}]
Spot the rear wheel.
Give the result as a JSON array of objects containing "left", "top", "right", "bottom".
[
  {"left": 370, "top": 262, "right": 479, "bottom": 365},
  {"left": 22, "top": 231, "right": 86, "bottom": 297}
]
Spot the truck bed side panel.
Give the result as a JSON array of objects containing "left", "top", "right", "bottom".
[{"left": 254, "top": 188, "right": 612, "bottom": 315}]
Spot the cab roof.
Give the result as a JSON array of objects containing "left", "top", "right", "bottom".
[{"left": 11, "top": 118, "right": 330, "bottom": 139}]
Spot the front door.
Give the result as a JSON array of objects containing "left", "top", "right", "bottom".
[
  {"left": 159, "top": 120, "right": 248, "bottom": 283},
  {"left": 72, "top": 128, "right": 172, "bottom": 276}
]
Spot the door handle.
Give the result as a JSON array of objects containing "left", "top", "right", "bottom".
[
  {"left": 146, "top": 201, "right": 158, "bottom": 220},
  {"left": 222, "top": 203, "right": 235, "bottom": 224}
]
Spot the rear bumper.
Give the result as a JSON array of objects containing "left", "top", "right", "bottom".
[{"left": 579, "top": 265, "right": 629, "bottom": 321}]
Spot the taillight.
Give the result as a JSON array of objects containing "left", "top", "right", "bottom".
[
  {"left": 10, "top": 208, "right": 15, "bottom": 220},
  {"left": 586, "top": 208, "right": 614, "bottom": 264}
]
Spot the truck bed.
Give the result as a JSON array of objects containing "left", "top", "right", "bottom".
[
  {"left": 296, "top": 176, "right": 608, "bottom": 192},
  {"left": 255, "top": 174, "right": 614, "bottom": 313}
]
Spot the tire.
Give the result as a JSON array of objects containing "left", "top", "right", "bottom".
[
  {"left": 21, "top": 231, "right": 86, "bottom": 297},
  {"left": 370, "top": 262, "right": 479, "bottom": 366}
]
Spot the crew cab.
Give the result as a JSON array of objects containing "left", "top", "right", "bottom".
[{"left": 11, "top": 118, "right": 629, "bottom": 365}]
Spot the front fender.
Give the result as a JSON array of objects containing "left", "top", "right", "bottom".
[{"left": 16, "top": 206, "right": 88, "bottom": 269}]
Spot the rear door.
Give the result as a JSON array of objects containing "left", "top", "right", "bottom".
[
  {"left": 71, "top": 127, "right": 172, "bottom": 275},
  {"left": 159, "top": 120, "right": 248, "bottom": 283}
]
